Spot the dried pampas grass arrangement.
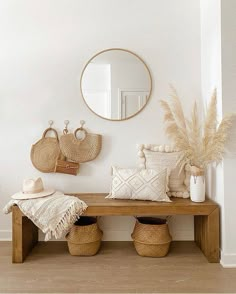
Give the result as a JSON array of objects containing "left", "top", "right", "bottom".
[{"left": 160, "top": 87, "right": 235, "bottom": 169}]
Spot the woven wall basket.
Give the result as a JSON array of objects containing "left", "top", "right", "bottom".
[
  {"left": 131, "top": 217, "right": 172, "bottom": 258},
  {"left": 31, "top": 128, "right": 61, "bottom": 173},
  {"left": 66, "top": 217, "right": 103, "bottom": 256},
  {"left": 60, "top": 128, "right": 102, "bottom": 163}
]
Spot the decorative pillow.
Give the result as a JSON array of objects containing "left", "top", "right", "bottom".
[
  {"left": 137, "top": 144, "right": 190, "bottom": 198},
  {"left": 106, "top": 166, "right": 171, "bottom": 202}
]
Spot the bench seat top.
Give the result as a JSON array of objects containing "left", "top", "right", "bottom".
[
  {"left": 11, "top": 193, "right": 220, "bottom": 263},
  {"left": 14, "top": 193, "right": 218, "bottom": 217},
  {"left": 70, "top": 193, "right": 218, "bottom": 216}
]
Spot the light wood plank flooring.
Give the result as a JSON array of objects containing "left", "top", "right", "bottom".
[{"left": 0, "top": 241, "right": 236, "bottom": 293}]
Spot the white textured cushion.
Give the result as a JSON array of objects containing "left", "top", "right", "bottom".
[
  {"left": 137, "top": 144, "right": 190, "bottom": 198},
  {"left": 106, "top": 166, "right": 171, "bottom": 202}
]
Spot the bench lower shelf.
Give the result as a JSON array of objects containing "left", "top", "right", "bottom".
[{"left": 12, "top": 194, "right": 220, "bottom": 263}]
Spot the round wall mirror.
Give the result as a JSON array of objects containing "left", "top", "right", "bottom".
[{"left": 80, "top": 48, "right": 152, "bottom": 121}]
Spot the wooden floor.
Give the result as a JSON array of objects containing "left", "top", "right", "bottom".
[{"left": 0, "top": 241, "right": 236, "bottom": 293}]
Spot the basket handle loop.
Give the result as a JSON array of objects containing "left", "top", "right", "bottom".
[
  {"left": 74, "top": 127, "right": 88, "bottom": 141},
  {"left": 42, "top": 127, "right": 59, "bottom": 141}
]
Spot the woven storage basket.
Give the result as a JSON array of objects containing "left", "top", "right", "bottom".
[
  {"left": 59, "top": 128, "right": 102, "bottom": 163},
  {"left": 131, "top": 217, "right": 172, "bottom": 258},
  {"left": 31, "top": 128, "right": 61, "bottom": 173},
  {"left": 66, "top": 217, "right": 103, "bottom": 256}
]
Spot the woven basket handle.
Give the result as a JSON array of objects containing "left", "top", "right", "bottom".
[
  {"left": 74, "top": 127, "right": 88, "bottom": 141},
  {"left": 42, "top": 128, "right": 59, "bottom": 141}
]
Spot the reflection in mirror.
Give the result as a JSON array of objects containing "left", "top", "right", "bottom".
[{"left": 80, "top": 49, "right": 152, "bottom": 121}]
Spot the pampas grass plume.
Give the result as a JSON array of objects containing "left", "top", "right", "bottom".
[{"left": 160, "top": 87, "right": 236, "bottom": 168}]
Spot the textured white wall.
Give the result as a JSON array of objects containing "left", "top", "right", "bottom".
[
  {"left": 200, "top": 0, "right": 236, "bottom": 267},
  {"left": 0, "top": 0, "right": 201, "bottom": 241},
  {"left": 221, "top": 0, "right": 236, "bottom": 266},
  {"left": 200, "top": 0, "right": 224, "bottom": 243}
]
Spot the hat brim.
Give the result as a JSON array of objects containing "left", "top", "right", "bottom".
[{"left": 11, "top": 189, "right": 55, "bottom": 200}]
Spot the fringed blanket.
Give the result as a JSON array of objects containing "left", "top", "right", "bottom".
[{"left": 3, "top": 191, "right": 87, "bottom": 241}]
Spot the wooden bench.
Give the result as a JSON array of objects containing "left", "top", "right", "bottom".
[{"left": 12, "top": 193, "right": 220, "bottom": 263}]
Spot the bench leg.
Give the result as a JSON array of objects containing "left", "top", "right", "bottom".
[
  {"left": 194, "top": 208, "right": 220, "bottom": 263},
  {"left": 12, "top": 206, "right": 38, "bottom": 263}
]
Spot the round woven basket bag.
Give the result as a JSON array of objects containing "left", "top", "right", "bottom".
[
  {"left": 131, "top": 217, "right": 172, "bottom": 258},
  {"left": 66, "top": 217, "right": 103, "bottom": 256},
  {"left": 30, "top": 128, "right": 61, "bottom": 173},
  {"left": 59, "top": 128, "right": 102, "bottom": 163}
]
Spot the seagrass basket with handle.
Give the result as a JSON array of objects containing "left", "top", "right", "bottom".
[
  {"left": 59, "top": 127, "right": 102, "bottom": 163},
  {"left": 131, "top": 217, "right": 172, "bottom": 257},
  {"left": 66, "top": 216, "right": 103, "bottom": 256},
  {"left": 30, "top": 127, "right": 61, "bottom": 173}
]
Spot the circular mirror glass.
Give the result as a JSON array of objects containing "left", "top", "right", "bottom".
[{"left": 80, "top": 48, "right": 152, "bottom": 121}]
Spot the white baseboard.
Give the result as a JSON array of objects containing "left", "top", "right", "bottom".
[
  {"left": 0, "top": 230, "right": 11, "bottom": 241},
  {"left": 220, "top": 251, "right": 236, "bottom": 268},
  {"left": 0, "top": 229, "right": 194, "bottom": 242}
]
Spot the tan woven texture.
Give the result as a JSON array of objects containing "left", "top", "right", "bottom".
[
  {"left": 60, "top": 132, "right": 102, "bottom": 163},
  {"left": 67, "top": 240, "right": 101, "bottom": 256},
  {"left": 66, "top": 217, "right": 103, "bottom": 256},
  {"left": 133, "top": 242, "right": 171, "bottom": 257},
  {"left": 31, "top": 128, "right": 61, "bottom": 173},
  {"left": 131, "top": 217, "right": 172, "bottom": 257}
]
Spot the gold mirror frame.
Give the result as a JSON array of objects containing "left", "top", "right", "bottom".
[{"left": 80, "top": 48, "right": 152, "bottom": 121}]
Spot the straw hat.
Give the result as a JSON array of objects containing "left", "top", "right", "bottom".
[{"left": 11, "top": 178, "right": 55, "bottom": 200}]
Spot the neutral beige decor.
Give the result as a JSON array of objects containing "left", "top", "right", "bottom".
[
  {"left": 31, "top": 127, "right": 61, "bottom": 173},
  {"left": 66, "top": 217, "right": 103, "bottom": 256},
  {"left": 131, "top": 217, "right": 172, "bottom": 257},
  {"left": 160, "top": 87, "right": 235, "bottom": 169},
  {"left": 60, "top": 127, "right": 102, "bottom": 163},
  {"left": 4, "top": 191, "right": 87, "bottom": 241},
  {"left": 11, "top": 177, "right": 55, "bottom": 200},
  {"left": 54, "top": 159, "right": 80, "bottom": 175},
  {"left": 137, "top": 144, "right": 190, "bottom": 198},
  {"left": 106, "top": 166, "right": 171, "bottom": 202}
]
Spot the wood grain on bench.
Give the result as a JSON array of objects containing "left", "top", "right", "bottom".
[{"left": 12, "top": 193, "right": 220, "bottom": 263}]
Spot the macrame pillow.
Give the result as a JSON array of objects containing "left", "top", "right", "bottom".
[
  {"left": 106, "top": 166, "right": 171, "bottom": 202},
  {"left": 137, "top": 144, "right": 190, "bottom": 198}
]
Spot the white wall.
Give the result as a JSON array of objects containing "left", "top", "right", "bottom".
[
  {"left": 220, "top": 0, "right": 236, "bottom": 266},
  {"left": 200, "top": 0, "right": 224, "bottom": 245},
  {"left": 200, "top": 0, "right": 236, "bottom": 267},
  {"left": 0, "top": 0, "right": 201, "bottom": 241}
]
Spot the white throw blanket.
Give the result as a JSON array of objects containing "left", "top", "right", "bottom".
[{"left": 3, "top": 191, "right": 87, "bottom": 241}]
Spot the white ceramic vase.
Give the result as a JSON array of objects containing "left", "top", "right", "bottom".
[{"left": 190, "top": 175, "right": 205, "bottom": 202}]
